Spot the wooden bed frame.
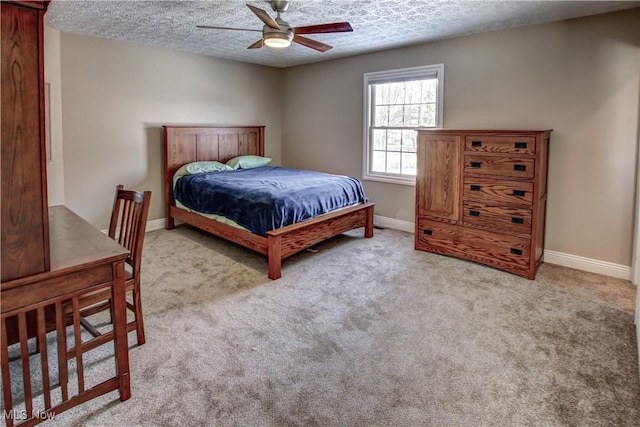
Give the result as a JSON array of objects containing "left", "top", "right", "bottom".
[{"left": 163, "top": 126, "right": 374, "bottom": 279}]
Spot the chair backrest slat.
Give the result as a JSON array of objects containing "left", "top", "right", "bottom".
[{"left": 108, "top": 185, "right": 152, "bottom": 276}]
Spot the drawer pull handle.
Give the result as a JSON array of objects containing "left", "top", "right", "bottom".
[
  {"left": 469, "top": 210, "right": 480, "bottom": 217},
  {"left": 470, "top": 161, "right": 482, "bottom": 168},
  {"left": 514, "top": 142, "right": 528, "bottom": 149},
  {"left": 513, "top": 190, "right": 526, "bottom": 197},
  {"left": 470, "top": 185, "right": 482, "bottom": 191},
  {"left": 510, "top": 248, "right": 523, "bottom": 256},
  {"left": 471, "top": 141, "right": 483, "bottom": 147},
  {"left": 511, "top": 217, "right": 524, "bottom": 224},
  {"left": 423, "top": 229, "right": 432, "bottom": 236},
  {"left": 513, "top": 164, "right": 527, "bottom": 172}
]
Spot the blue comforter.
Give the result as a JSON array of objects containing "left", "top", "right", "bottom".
[{"left": 174, "top": 166, "right": 368, "bottom": 236}]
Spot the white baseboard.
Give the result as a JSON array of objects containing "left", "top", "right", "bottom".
[
  {"left": 373, "top": 215, "right": 633, "bottom": 282},
  {"left": 145, "top": 218, "right": 166, "bottom": 232},
  {"left": 373, "top": 215, "right": 415, "bottom": 233},
  {"left": 543, "top": 250, "right": 631, "bottom": 281}
]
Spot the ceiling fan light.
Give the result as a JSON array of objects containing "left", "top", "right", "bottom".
[{"left": 263, "top": 32, "right": 292, "bottom": 48}]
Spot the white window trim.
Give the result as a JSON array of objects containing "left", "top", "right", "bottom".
[{"left": 362, "top": 64, "right": 444, "bottom": 186}]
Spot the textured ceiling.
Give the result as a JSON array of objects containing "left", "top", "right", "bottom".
[{"left": 45, "top": 0, "right": 640, "bottom": 68}]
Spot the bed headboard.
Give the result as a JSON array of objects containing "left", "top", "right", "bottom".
[{"left": 163, "top": 125, "right": 265, "bottom": 215}]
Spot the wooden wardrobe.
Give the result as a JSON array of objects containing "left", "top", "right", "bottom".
[
  {"left": 1, "top": 0, "right": 50, "bottom": 283},
  {"left": 415, "top": 129, "right": 550, "bottom": 279}
]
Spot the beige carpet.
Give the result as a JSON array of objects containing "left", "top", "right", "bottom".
[{"left": 7, "top": 225, "right": 640, "bottom": 426}]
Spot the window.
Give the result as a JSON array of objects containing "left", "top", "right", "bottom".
[{"left": 363, "top": 64, "right": 444, "bottom": 185}]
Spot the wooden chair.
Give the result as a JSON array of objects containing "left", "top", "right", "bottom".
[{"left": 78, "top": 185, "right": 152, "bottom": 346}]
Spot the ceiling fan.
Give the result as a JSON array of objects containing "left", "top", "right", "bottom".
[{"left": 197, "top": 0, "right": 353, "bottom": 52}]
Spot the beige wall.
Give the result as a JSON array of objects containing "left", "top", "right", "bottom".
[
  {"left": 59, "top": 33, "right": 283, "bottom": 229},
  {"left": 44, "top": 26, "right": 65, "bottom": 206},
  {"left": 282, "top": 9, "right": 640, "bottom": 267}
]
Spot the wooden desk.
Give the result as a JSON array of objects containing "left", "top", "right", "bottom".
[{"left": 1, "top": 206, "right": 131, "bottom": 426}]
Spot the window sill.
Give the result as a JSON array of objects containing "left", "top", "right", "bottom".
[{"left": 363, "top": 174, "right": 416, "bottom": 186}]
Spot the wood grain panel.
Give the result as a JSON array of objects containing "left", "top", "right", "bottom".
[
  {"left": 196, "top": 134, "right": 219, "bottom": 161},
  {"left": 170, "top": 206, "right": 268, "bottom": 254},
  {"left": 416, "top": 134, "right": 460, "bottom": 221},
  {"left": 463, "top": 178, "right": 534, "bottom": 206},
  {"left": 464, "top": 155, "right": 534, "bottom": 179},
  {"left": 538, "top": 134, "right": 550, "bottom": 196},
  {"left": 462, "top": 202, "right": 532, "bottom": 236},
  {"left": 276, "top": 205, "right": 371, "bottom": 259},
  {"left": 416, "top": 219, "right": 531, "bottom": 273},
  {"left": 170, "top": 133, "right": 197, "bottom": 172},
  {"left": 239, "top": 132, "right": 257, "bottom": 156},
  {"left": 1, "top": 266, "right": 112, "bottom": 314},
  {"left": 465, "top": 135, "right": 535, "bottom": 154},
  {"left": 535, "top": 197, "right": 547, "bottom": 262},
  {"left": 218, "top": 134, "right": 239, "bottom": 162},
  {"left": 1, "top": 1, "right": 49, "bottom": 282}
]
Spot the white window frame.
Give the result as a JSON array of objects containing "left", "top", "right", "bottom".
[{"left": 362, "top": 64, "right": 444, "bottom": 185}]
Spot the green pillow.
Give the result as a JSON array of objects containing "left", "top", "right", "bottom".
[
  {"left": 185, "top": 161, "right": 233, "bottom": 174},
  {"left": 173, "top": 161, "right": 233, "bottom": 186},
  {"left": 226, "top": 155, "right": 272, "bottom": 170}
]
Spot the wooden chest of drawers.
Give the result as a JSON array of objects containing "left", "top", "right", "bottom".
[{"left": 415, "top": 129, "right": 550, "bottom": 279}]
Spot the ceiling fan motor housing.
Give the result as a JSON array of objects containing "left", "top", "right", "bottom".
[{"left": 270, "top": 0, "right": 290, "bottom": 13}]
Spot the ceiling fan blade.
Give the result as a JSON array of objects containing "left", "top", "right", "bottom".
[
  {"left": 293, "top": 35, "right": 332, "bottom": 52},
  {"left": 247, "top": 39, "right": 264, "bottom": 49},
  {"left": 294, "top": 22, "right": 353, "bottom": 35},
  {"left": 197, "top": 25, "right": 261, "bottom": 32},
  {"left": 246, "top": 4, "right": 280, "bottom": 30}
]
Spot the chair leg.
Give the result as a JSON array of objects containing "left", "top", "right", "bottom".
[{"left": 132, "top": 288, "right": 145, "bottom": 345}]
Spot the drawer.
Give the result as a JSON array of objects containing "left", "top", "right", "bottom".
[
  {"left": 464, "top": 155, "right": 534, "bottom": 179},
  {"left": 416, "top": 218, "right": 531, "bottom": 270},
  {"left": 465, "top": 135, "right": 535, "bottom": 154},
  {"left": 462, "top": 203, "right": 532, "bottom": 236},
  {"left": 464, "top": 178, "right": 533, "bottom": 206}
]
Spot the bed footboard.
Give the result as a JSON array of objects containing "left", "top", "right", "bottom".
[{"left": 266, "top": 202, "right": 374, "bottom": 279}]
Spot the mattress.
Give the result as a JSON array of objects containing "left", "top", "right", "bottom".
[{"left": 174, "top": 166, "right": 368, "bottom": 236}]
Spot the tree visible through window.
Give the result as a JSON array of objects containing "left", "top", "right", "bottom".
[{"left": 363, "top": 65, "right": 443, "bottom": 185}]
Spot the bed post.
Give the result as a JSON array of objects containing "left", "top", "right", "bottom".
[
  {"left": 365, "top": 204, "right": 374, "bottom": 238},
  {"left": 267, "top": 234, "right": 282, "bottom": 280},
  {"left": 166, "top": 214, "right": 175, "bottom": 230},
  {"left": 163, "top": 126, "right": 175, "bottom": 230}
]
